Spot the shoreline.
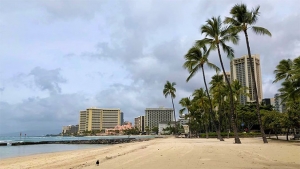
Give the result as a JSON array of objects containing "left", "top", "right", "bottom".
[{"left": 0, "top": 137, "right": 299, "bottom": 169}]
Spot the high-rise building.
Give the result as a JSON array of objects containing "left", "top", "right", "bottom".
[
  {"left": 274, "top": 94, "right": 286, "bottom": 113},
  {"left": 145, "top": 107, "right": 174, "bottom": 130},
  {"left": 79, "top": 110, "right": 87, "bottom": 132},
  {"left": 262, "top": 98, "right": 275, "bottom": 108},
  {"left": 120, "top": 112, "right": 124, "bottom": 125},
  {"left": 78, "top": 107, "right": 121, "bottom": 132},
  {"left": 134, "top": 116, "right": 145, "bottom": 132},
  {"left": 230, "top": 54, "right": 263, "bottom": 104}
]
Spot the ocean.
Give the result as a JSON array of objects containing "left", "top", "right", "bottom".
[{"left": 0, "top": 135, "right": 154, "bottom": 159}]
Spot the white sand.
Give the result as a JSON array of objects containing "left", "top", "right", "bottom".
[{"left": 0, "top": 137, "right": 299, "bottom": 169}]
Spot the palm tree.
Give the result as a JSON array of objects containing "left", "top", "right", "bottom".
[
  {"left": 231, "top": 79, "right": 249, "bottom": 104},
  {"left": 198, "top": 16, "right": 241, "bottom": 143},
  {"left": 192, "top": 88, "right": 210, "bottom": 138},
  {"left": 273, "top": 59, "right": 294, "bottom": 83},
  {"left": 225, "top": 3, "right": 272, "bottom": 143},
  {"left": 163, "top": 81, "right": 177, "bottom": 134},
  {"left": 179, "top": 97, "right": 192, "bottom": 137},
  {"left": 210, "top": 74, "right": 228, "bottom": 133},
  {"left": 183, "top": 45, "right": 224, "bottom": 141},
  {"left": 275, "top": 57, "right": 300, "bottom": 104}
]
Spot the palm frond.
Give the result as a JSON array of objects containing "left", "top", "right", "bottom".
[
  {"left": 219, "top": 41, "right": 234, "bottom": 59},
  {"left": 251, "top": 26, "right": 272, "bottom": 36}
]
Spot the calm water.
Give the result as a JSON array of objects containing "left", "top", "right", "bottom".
[{"left": 0, "top": 135, "right": 154, "bottom": 159}]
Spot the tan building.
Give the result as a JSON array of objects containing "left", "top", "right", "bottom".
[
  {"left": 78, "top": 107, "right": 121, "bottom": 132},
  {"left": 230, "top": 54, "right": 263, "bottom": 104},
  {"left": 134, "top": 116, "right": 145, "bottom": 132},
  {"left": 222, "top": 71, "right": 231, "bottom": 83}
]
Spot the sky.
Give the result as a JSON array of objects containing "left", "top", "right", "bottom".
[{"left": 0, "top": 0, "right": 299, "bottom": 135}]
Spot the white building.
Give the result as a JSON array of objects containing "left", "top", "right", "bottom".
[
  {"left": 145, "top": 107, "right": 174, "bottom": 130},
  {"left": 230, "top": 54, "right": 263, "bottom": 104},
  {"left": 158, "top": 121, "right": 176, "bottom": 134}
]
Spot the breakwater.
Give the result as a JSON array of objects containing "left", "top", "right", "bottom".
[{"left": 9, "top": 138, "right": 138, "bottom": 146}]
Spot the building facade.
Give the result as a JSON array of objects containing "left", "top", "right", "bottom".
[
  {"left": 223, "top": 71, "right": 231, "bottom": 83},
  {"left": 262, "top": 98, "right": 275, "bottom": 107},
  {"left": 145, "top": 107, "right": 174, "bottom": 130},
  {"left": 134, "top": 116, "right": 145, "bottom": 132},
  {"left": 120, "top": 112, "right": 124, "bottom": 125},
  {"left": 78, "top": 107, "right": 121, "bottom": 132},
  {"left": 274, "top": 94, "right": 286, "bottom": 113},
  {"left": 62, "top": 125, "right": 79, "bottom": 134},
  {"left": 158, "top": 121, "right": 176, "bottom": 134},
  {"left": 230, "top": 54, "right": 263, "bottom": 104}
]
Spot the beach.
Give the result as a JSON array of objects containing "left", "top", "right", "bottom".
[{"left": 0, "top": 137, "right": 299, "bottom": 169}]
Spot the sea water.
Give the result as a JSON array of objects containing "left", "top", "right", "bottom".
[{"left": 0, "top": 135, "right": 154, "bottom": 159}]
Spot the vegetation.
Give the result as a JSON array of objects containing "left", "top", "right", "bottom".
[
  {"left": 163, "top": 81, "right": 177, "bottom": 133},
  {"left": 161, "top": 3, "right": 299, "bottom": 143},
  {"left": 224, "top": 3, "right": 272, "bottom": 143},
  {"left": 183, "top": 45, "right": 224, "bottom": 141}
]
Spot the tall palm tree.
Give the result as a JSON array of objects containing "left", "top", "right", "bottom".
[
  {"left": 163, "top": 81, "right": 177, "bottom": 134},
  {"left": 198, "top": 16, "right": 241, "bottom": 143},
  {"left": 225, "top": 3, "right": 272, "bottom": 143},
  {"left": 183, "top": 45, "right": 224, "bottom": 141}
]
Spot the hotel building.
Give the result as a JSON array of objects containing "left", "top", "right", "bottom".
[
  {"left": 145, "top": 107, "right": 174, "bottom": 130},
  {"left": 230, "top": 54, "right": 263, "bottom": 105},
  {"left": 78, "top": 107, "right": 121, "bottom": 132}
]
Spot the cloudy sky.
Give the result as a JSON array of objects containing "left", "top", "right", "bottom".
[{"left": 0, "top": 0, "right": 299, "bottom": 135}]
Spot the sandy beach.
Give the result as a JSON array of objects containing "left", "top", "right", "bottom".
[{"left": 0, "top": 137, "right": 299, "bottom": 169}]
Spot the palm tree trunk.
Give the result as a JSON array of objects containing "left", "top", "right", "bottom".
[
  {"left": 244, "top": 30, "right": 268, "bottom": 143},
  {"left": 217, "top": 44, "right": 241, "bottom": 144},
  {"left": 201, "top": 66, "right": 224, "bottom": 141},
  {"left": 171, "top": 97, "right": 177, "bottom": 134}
]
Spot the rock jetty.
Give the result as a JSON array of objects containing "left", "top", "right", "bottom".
[{"left": 10, "top": 138, "right": 137, "bottom": 146}]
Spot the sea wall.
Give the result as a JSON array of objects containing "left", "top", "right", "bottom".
[{"left": 10, "top": 138, "right": 137, "bottom": 146}]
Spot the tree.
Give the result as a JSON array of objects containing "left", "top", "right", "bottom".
[
  {"left": 183, "top": 45, "right": 224, "bottom": 141},
  {"left": 274, "top": 57, "right": 300, "bottom": 104},
  {"left": 152, "top": 126, "right": 159, "bottom": 135},
  {"left": 225, "top": 3, "right": 272, "bottom": 143},
  {"left": 145, "top": 126, "right": 150, "bottom": 135},
  {"left": 179, "top": 97, "right": 192, "bottom": 137},
  {"left": 198, "top": 16, "right": 241, "bottom": 143},
  {"left": 193, "top": 88, "right": 210, "bottom": 138},
  {"left": 210, "top": 74, "right": 228, "bottom": 133},
  {"left": 273, "top": 59, "right": 294, "bottom": 83},
  {"left": 163, "top": 81, "right": 177, "bottom": 133}
]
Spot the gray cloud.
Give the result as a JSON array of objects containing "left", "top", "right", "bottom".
[
  {"left": 29, "top": 67, "right": 66, "bottom": 94},
  {"left": 0, "top": 93, "right": 88, "bottom": 135},
  {"left": 0, "top": 0, "right": 299, "bottom": 134}
]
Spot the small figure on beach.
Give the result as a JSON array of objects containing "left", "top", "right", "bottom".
[{"left": 96, "top": 160, "right": 99, "bottom": 166}]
